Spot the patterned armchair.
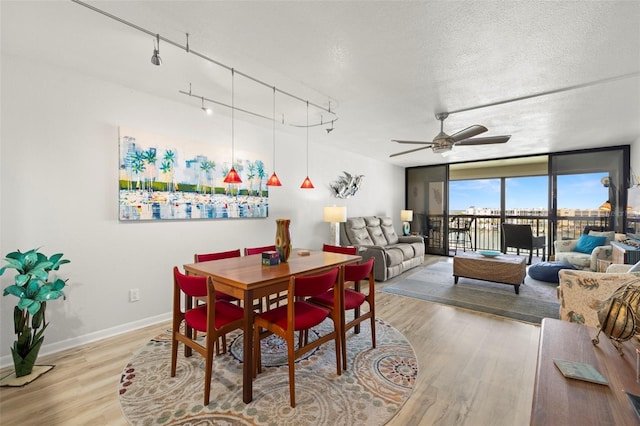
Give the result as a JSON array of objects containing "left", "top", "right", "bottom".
[
  {"left": 557, "top": 268, "right": 640, "bottom": 327},
  {"left": 553, "top": 231, "right": 623, "bottom": 271}
]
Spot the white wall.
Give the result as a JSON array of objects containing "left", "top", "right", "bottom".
[{"left": 0, "top": 54, "right": 404, "bottom": 366}]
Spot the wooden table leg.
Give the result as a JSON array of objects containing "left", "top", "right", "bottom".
[{"left": 242, "top": 289, "right": 254, "bottom": 403}]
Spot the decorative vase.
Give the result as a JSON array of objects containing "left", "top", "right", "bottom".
[{"left": 275, "top": 218, "right": 292, "bottom": 262}]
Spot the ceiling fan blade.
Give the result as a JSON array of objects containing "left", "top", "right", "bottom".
[
  {"left": 389, "top": 146, "right": 431, "bottom": 158},
  {"left": 391, "top": 139, "right": 434, "bottom": 145},
  {"left": 450, "top": 125, "right": 488, "bottom": 142},
  {"left": 455, "top": 135, "right": 511, "bottom": 146}
]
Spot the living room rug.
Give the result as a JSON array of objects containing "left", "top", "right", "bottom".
[
  {"left": 382, "top": 260, "right": 560, "bottom": 324},
  {"left": 118, "top": 318, "right": 416, "bottom": 425}
]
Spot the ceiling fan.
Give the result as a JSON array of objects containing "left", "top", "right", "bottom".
[{"left": 390, "top": 113, "right": 511, "bottom": 157}]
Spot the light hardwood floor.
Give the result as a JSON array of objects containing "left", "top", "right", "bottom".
[{"left": 0, "top": 256, "right": 540, "bottom": 425}]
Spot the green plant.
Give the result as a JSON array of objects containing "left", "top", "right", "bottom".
[{"left": 1, "top": 248, "right": 70, "bottom": 377}]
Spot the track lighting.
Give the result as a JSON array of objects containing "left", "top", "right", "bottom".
[
  {"left": 201, "top": 97, "right": 213, "bottom": 115},
  {"left": 267, "top": 87, "right": 282, "bottom": 187},
  {"left": 300, "top": 101, "right": 314, "bottom": 189},
  {"left": 326, "top": 120, "right": 335, "bottom": 133},
  {"left": 151, "top": 34, "right": 161, "bottom": 66},
  {"left": 224, "top": 69, "right": 242, "bottom": 184}
]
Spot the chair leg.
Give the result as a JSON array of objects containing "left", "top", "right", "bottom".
[
  {"left": 288, "top": 338, "right": 296, "bottom": 407},
  {"left": 204, "top": 335, "right": 215, "bottom": 406},
  {"left": 170, "top": 332, "right": 179, "bottom": 377}
]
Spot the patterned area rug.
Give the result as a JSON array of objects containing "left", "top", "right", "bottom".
[
  {"left": 118, "top": 318, "right": 416, "bottom": 425},
  {"left": 383, "top": 260, "right": 560, "bottom": 324}
]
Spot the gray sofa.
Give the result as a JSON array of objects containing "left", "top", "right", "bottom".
[{"left": 340, "top": 216, "right": 424, "bottom": 281}]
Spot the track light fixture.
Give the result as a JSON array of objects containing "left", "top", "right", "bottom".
[
  {"left": 201, "top": 96, "right": 213, "bottom": 115},
  {"left": 224, "top": 69, "right": 242, "bottom": 184},
  {"left": 151, "top": 34, "right": 161, "bottom": 66},
  {"left": 300, "top": 101, "right": 314, "bottom": 189},
  {"left": 326, "top": 120, "right": 335, "bottom": 133},
  {"left": 267, "top": 87, "right": 282, "bottom": 187}
]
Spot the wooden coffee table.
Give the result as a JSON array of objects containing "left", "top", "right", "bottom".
[{"left": 453, "top": 251, "right": 526, "bottom": 294}]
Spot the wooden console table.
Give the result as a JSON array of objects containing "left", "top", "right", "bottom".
[{"left": 531, "top": 318, "right": 640, "bottom": 425}]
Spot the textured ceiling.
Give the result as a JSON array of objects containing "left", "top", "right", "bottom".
[{"left": 2, "top": 1, "right": 639, "bottom": 167}]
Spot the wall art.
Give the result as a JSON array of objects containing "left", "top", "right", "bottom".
[
  {"left": 330, "top": 171, "right": 364, "bottom": 198},
  {"left": 118, "top": 127, "right": 269, "bottom": 221}
]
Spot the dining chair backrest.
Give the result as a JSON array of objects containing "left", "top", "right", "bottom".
[
  {"left": 195, "top": 249, "right": 241, "bottom": 263},
  {"left": 293, "top": 267, "right": 340, "bottom": 298},
  {"left": 344, "top": 257, "right": 374, "bottom": 282},
  {"left": 244, "top": 245, "right": 277, "bottom": 256},
  {"left": 322, "top": 243, "right": 358, "bottom": 256},
  {"left": 173, "top": 266, "right": 207, "bottom": 298}
]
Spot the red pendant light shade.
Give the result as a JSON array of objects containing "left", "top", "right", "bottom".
[
  {"left": 300, "top": 176, "right": 314, "bottom": 189},
  {"left": 224, "top": 69, "right": 242, "bottom": 185},
  {"left": 224, "top": 167, "right": 242, "bottom": 184},
  {"left": 266, "top": 172, "right": 282, "bottom": 186}
]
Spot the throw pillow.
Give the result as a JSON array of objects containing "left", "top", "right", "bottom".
[
  {"left": 628, "top": 260, "right": 640, "bottom": 273},
  {"left": 588, "top": 230, "right": 615, "bottom": 245},
  {"left": 574, "top": 234, "right": 607, "bottom": 254}
]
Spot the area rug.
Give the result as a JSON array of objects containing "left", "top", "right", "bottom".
[
  {"left": 383, "top": 260, "right": 560, "bottom": 324},
  {"left": 118, "top": 318, "right": 416, "bottom": 425}
]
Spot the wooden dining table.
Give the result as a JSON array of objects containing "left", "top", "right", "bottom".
[{"left": 183, "top": 249, "right": 362, "bottom": 403}]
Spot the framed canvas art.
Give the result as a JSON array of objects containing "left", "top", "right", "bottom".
[{"left": 118, "top": 127, "right": 269, "bottom": 221}]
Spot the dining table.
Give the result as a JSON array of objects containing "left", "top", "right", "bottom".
[{"left": 183, "top": 248, "right": 362, "bottom": 403}]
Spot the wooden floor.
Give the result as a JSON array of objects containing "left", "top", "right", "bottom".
[{"left": 0, "top": 256, "right": 541, "bottom": 425}]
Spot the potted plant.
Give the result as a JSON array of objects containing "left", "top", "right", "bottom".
[{"left": 1, "top": 248, "right": 70, "bottom": 377}]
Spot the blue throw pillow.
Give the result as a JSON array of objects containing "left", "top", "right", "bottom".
[{"left": 574, "top": 234, "right": 607, "bottom": 254}]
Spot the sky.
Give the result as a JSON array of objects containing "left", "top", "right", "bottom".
[{"left": 449, "top": 173, "right": 610, "bottom": 211}]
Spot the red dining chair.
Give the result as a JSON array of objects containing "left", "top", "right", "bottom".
[
  {"left": 194, "top": 249, "right": 241, "bottom": 303},
  {"left": 195, "top": 248, "right": 241, "bottom": 262},
  {"left": 244, "top": 245, "right": 277, "bottom": 256},
  {"left": 245, "top": 245, "right": 283, "bottom": 310},
  {"left": 308, "top": 257, "right": 376, "bottom": 369},
  {"left": 253, "top": 267, "right": 342, "bottom": 407},
  {"left": 322, "top": 243, "right": 358, "bottom": 256},
  {"left": 170, "top": 267, "right": 245, "bottom": 405}
]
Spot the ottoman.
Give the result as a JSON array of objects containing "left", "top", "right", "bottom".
[{"left": 528, "top": 261, "right": 576, "bottom": 284}]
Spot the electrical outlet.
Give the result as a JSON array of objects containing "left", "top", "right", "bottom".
[{"left": 129, "top": 288, "right": 140, "bottom": 302}]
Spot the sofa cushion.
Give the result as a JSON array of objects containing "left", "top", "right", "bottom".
[
  {"left": 344, "top": 217, "right": 374, "bottom": 246},
  {"left": 555, "top": 252, "right": 591, "bottom": 269},
  {"left": 588, "top": 230, "right": 615, "bottom": 245},
  {"left": 364, "top": 217, "right": 389, "bottom": 246},
  {"left": 379, "top": 217, "right": 399, "bottom": 244},
  {"left": 384, "top": 247, "right": 404, "bottom": 266},
  {"left": 574, "top": 234, "right": 606, "bottom": 254},
  {"left": 387, "top": 243, "right": 415, "bottom": 261}
]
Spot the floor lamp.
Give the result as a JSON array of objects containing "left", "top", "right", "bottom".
[{"left": 324, "top": 206, "right": 347, "bottom": 246}]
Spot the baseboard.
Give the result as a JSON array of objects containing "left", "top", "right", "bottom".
[{"left": 0, "top": 312, "right": 172, "bottom": 369}]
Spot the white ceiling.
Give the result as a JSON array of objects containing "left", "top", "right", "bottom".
[{"left": 3, "top": 1, "right": 640, "bottom": 167}]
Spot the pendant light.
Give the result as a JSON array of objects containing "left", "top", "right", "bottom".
[
  {"left": 151, "top": 34, "right": 161, "bottom": 66},
  {"left": 300, "top": 101, "right": 314, "bottom": 189},
  {"left": 266, "top": 86, "right": 282, "bottom": 187},
  {"left": 224, "top": 69, "right": 242, "bottom": 184}
]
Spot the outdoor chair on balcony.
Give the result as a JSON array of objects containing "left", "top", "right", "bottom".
[
  {"left": 449, "top": 215, "right": 475, "bottom": 254},
  {"left": 501, "top": 223, "right": 546, "bottom": 265}
]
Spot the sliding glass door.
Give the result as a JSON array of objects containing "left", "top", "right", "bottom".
[{"left": 406, "top": 165, "right": 447, "bottom": 255}]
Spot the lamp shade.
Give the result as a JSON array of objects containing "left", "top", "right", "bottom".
[
  {"left": 300, "top": 176, "right": 314, "bottom": 189},
  {"left": 266, "top": 172, "right": 282, "bottom": 186},
  {"left": 223, "top": 168, "right": 242, "bottom": 184},
  {"left": 323, "top": 206, "right": 347, "bottom": 223},
  {"left": 400, "top": 210, "right": 413, "bottom": 222},
  {"left": 599, "top": 201, "right": 612, "bottom": 212}
]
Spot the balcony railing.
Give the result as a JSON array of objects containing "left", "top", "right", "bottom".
[{"left": 423, "top": 213, "right": 615, "bottom": 256}]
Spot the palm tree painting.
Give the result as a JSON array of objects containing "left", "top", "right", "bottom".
[{"left": 118, "top": 127, "right": 269, "bottom": 221}]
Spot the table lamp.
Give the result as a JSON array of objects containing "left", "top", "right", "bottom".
[
  {"left": 323, "top": 206, "right": 347, "bottom": 246},
  {"left": 400, "top": 210, "right": 413, "bottom": 236}
]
